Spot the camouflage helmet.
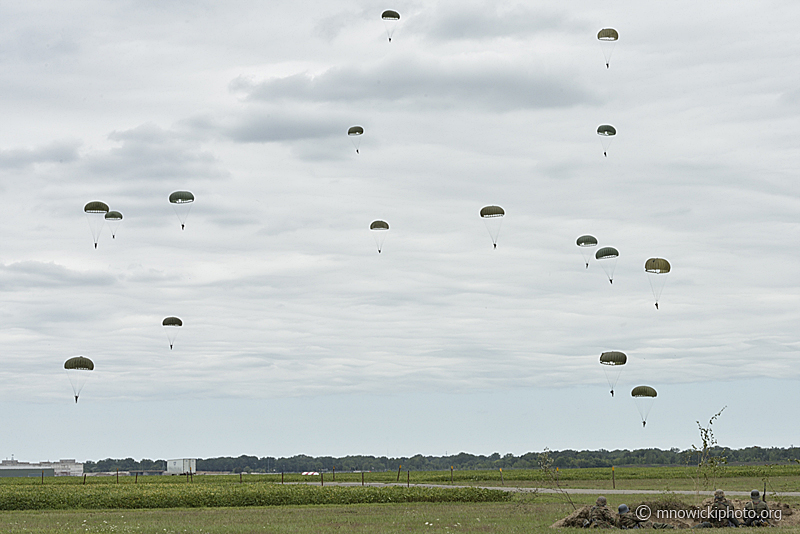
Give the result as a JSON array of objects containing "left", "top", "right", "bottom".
[
  {"left": 751, "top": 490, "right": 760, "bottom": 499},
  {"left": 714, "top": 490, "right": 725, "bottom": 500},
  {"left": 596, "top": 496, "right": 607, "bottom": 506},
  {"left": 619, "top": 504, "right": 629, "bottom": 514}
]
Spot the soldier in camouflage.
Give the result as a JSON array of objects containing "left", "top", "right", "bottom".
[
  {"left": 586, "top": 496, "right": 618, "bottom": 528},
  {"left": 616, "top": 504, "right": 675, "bottom": 529},
  {"left": 693, "top": 490, "right": 740, "bottom": 528},
  {"left": 743, "top": 490, "right": 770, "bottom": 527}
]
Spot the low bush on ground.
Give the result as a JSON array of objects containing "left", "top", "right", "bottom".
[{"left": 0, "top": 483, "right": 510, "bottom": 511}]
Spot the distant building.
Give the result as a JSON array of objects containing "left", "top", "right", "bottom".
[
  {"left": 166, "top": 459, "right": 196, "bottom": 475},
  {"left": 0, "top": 458, "right": 83, "bottom": 477}
]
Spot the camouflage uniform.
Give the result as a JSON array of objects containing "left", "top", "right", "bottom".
[
  {"left": 743, "top": 492, "right": 770, "bottom": 527},
  {"left": 617, "top": 510, "right": 675, "bottom": 529},
  {"left": 693, "top": 491, "right": 740, "bottom": 528},
  {"left": 588, "top": 497, "right": 618, "bottom": 528}
]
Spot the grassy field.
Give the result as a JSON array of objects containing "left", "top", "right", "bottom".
[
  {"left": 0, "top": 493, "right": 588, "bottom": 533},
  {"left": 3, "top": 466, "right": 800, "bottom": 532}
]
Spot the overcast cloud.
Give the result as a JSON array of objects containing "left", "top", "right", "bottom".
[{"left": 1, "top": 0, "right": 799, "bottom": 462}]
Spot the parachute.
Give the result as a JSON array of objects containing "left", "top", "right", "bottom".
[
  {"left": 381, "top": 10, "right": 400, "bottom": 42},
  {"left": 169, "top": 191, "right": 194, "bottom": 230},
  {"left": 595, "top": 246, "right": 619, "bottom": 284},
  {"left": 84, "top": 201, "right": 109, "bottom": 249},
  {"left": 480, "top": 206, "right": 504, "bottom": 249},
  {"left": 347, "top": 126, "right": 364, "bottom": 154},
  {"left": 104, "top": 211, "right": 123, "bottom": 239},
  {"left": 576, "top": 235, "right": 598, "bottom": 268},
  {"left": 64, "top": 356, "right": 94, "bottom": 403},
  {"left": 597, "top": 28, "right": 618, "bottom": 68},
  {"left": 631, "top": 385, "right": 657, "bottom": 427},
  {"left": 645, "top": 258, "right": 671, "bottom": 310},
  {"left": 599, "top": 351, "right": 627, "bottom": 397},
  {"left": 370, "top": 220, "right": 389, "bottom": 253},
  {"left": 162, "top": 316, "right": 183, "bottom": 350},
  {"left": 597, "top": 125, "right": 616, "bottom": 157}
]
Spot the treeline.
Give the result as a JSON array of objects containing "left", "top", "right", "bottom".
[{"left": 83, "top": 446, "right": 800, "bottom": 473}]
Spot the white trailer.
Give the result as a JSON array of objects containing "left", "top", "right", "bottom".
[{"left": 166, "top": 459, "right": 196, "bottom": 475}]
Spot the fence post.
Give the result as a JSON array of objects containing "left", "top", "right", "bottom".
[
  {"left": 500, "top": 468, "right": 504, "bottom": 486},
  {"left": 83, "top": 474, "right": 87, "bottom": 485},
  {"left": 451, "top": 466, "right": 454, "bottom": 483},
  {"left": 333, "top": 466, "right": 335, "bottom": 482},
  {"left": 612, "top": 466, "right": 615, "bottom": 489},
  {"left": 116, "top": 469, "right": 119, "bottom": 484},
  {"left": 361, "top": 472, "right": 364, "bottom": 486},
  {"left": 41, "top": 470, "right": 44, "bottom": 484},
  {"left": 407, "top": 470, "right": 410, "bottom": 487},
  {"left": 321, "top": 472, "right": 324, "bottom": 487},
  {"left": 396, "top": 465, "right": 402, "bottom": 482},
  {"left": 135, "top": 473, "right": 138, "bottom": 484}
]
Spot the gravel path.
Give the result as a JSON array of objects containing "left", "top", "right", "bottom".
[{"left": 299, "top": 481, "right": 800, "bottom": 497}]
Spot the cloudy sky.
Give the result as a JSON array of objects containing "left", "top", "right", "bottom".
[{"left": 2, "top": 0, "right": 800, "bottom": 463}]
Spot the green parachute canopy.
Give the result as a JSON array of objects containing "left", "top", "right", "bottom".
[
  {"left": 64, "top": 356, "right": 94, "bottom": 370},
  {"left": 597, "top": 28, "right": 619, "bottom": 41},
  {"left": 162, "top": 317, "right": 183, "bottom": 327},
  {"left": 597, "top": 125, "right": 616, "bottom": 136},
  {"left": 370, "top": 220, "right": 389, "bottom": 230},
  {"left": 480, "top": 205, "right": 505, "bottom": 218},
  {"left": 169, "top": 191, "right": 194, "bottom": 204},
  {"left": 347, "top": 126, "right": 364, "bottom": 136},
  {"left": 645, "top": 258, "right": 671, "bottom": 274},
  {"left": 631, "top": 385, "right": 657, "bottom": 398},
  {"left": 595, "top": 247, "right": 619, "bottom": 260},
  {"left": 104, "top": 211, "right": 123, "bottom": 221},
  {"left": 600, "top": 351, "right": 627, "bottom": 366},
  {"left": 381, "top": 10, "right": 400, "bottom": 20},
  {"left": 84, "top": 201, "right": 109, "bottom": 214}
]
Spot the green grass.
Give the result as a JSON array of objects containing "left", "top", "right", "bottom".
[
  {"left": 0, "top": 493, "right": 577, "bottom": 533},
  {"left": 3, "top": 466, "right": 800, "bottom": 532},
  {"left": 1, "top": 490, "right": 800, "bottom": 533}
]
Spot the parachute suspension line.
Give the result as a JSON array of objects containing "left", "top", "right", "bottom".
[{"left": 602, "top": 366, "right": 623, "bottom": 397}]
